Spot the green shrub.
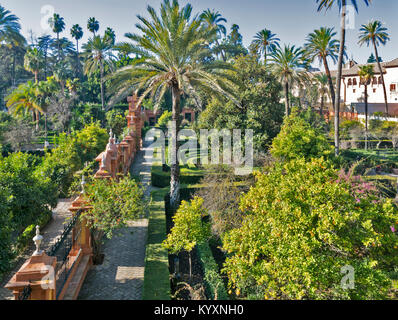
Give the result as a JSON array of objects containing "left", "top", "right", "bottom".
[
  {"left": 197, "top": 242, "right": 229, "bottom": 300},
  {"left": 0, "top": 188, "right": 13, "bottom": 275},
  {"left": 271, "top": 108, "right": 333, "bottom": 161},
  {"left": 156, "top": 111, "right": 172, "bottom": 128}
]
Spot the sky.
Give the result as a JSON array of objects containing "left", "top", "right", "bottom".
[{"left": 2, "top": 0, "right": 398, "bottom": 69}]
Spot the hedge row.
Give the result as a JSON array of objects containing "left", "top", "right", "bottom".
[
  {"left": 142, "top": 189, "right": 171, "bottom": 300},
  {"left": 197, "top": 241, "right": 229, "bottom": 300},
  {"left": 151, "top": 165, "right": 205, "bottom": 188}
]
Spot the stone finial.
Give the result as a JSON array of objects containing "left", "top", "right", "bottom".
[
  {"left": 32, "top": 226, "right": 43, "bottom": 256},
  {"left": 100, "top": 153, "right": 107, "bottom": 169},
  {"left": 81, "top": 174, "right": 86, "bottom": 194}
]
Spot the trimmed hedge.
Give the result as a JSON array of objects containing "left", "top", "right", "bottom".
[
  {"left": 151, "top": 165, "right": 205, "bottom": 188},
  {"left": 143, "top": 189, "right": 171, "bottom": 300},
  {"left": 197, "top": 241, "right": 229, "bottom": 300}
]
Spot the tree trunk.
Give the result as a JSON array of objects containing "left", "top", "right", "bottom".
[
  {"left": 320, "top": 95, "right": 324, "bottom": 117},
  {"left": 35, "top": 110, "right": 40, "bottom": 131},
  {"left": 323, "top": 56, "right": 336, "bottom": 108},
  {"left": 284, "top": 81, "right": 290, "bottom": 116},
  {"left": 57, "top": 33, "right": 60, "bottom": 61},
  {"left": 100, "top": 60, "right": 105, "bottom": 111},
  {"left": 189, "top": 251, "right": 192, "bottom": 279},
  {"left": 373, "top": 42, "right": 388, "bottom": 115},
  {"left": 334, "top": 1, "right": 347, "bottom": 156},
  {"left": 170, "top": 83, "right": 181, "bottom": 210},
  {"left": 365, "top": 84, "right": 368, "bottom": 150}
]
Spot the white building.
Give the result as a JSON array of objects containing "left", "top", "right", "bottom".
[{"left": 324, "top": 58, "right": 398, "bottom": 115}]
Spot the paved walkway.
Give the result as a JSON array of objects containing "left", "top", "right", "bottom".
[
  {"left": 0, "top": 199, "right": 73, "bottom": 300},
  {"left": 78, "top": 140, "right": 155, "bottom": 300}
]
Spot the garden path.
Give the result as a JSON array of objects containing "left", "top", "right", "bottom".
[{"left": 77, "top": 139, "right": 156, "bottom": 300}]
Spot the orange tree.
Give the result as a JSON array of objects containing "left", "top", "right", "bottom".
[{"left": 222, "top": 157, "right": 398, "bottom": 300}]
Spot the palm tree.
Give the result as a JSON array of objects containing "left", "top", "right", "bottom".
[
  {"left": 3, "top": 32, "right": 26, "bottom": 87},
  {"left": 24, "top": 47, "right": 45, "bottom": 83},
  {"left": 251, "top": 29, "right": 280, "bottom": 64},
  {"left": 109, "top": 0, "right": 237, "bottom": 208},
  {"left": 24, "top": 47, "right": 45, "bottom": 129},
  {"left": 53, "top": 60, "right": 72, "bottom": 95},
  {"left": 82, "top": 35, "right": 115, "bottom": 111},
  {"left": 48, "top": 13, "right": 65, "bottom": 61},
  {"left": 37, "top": 35, "right": 53, "bottom": 79},
  {"left": 358, "top": 20, "right": 390, "bottom": 115},
  {"left": 35, "top": 79, "right": 57, "bottom": 136},
  {"left": 87, "top": 17, "right": 99, "bottom": 37},
  {"left": 6, "top": 81, "right": 42, "bottom": 125},
  {"left": 0, "top": 5, "right": 22, "bottom": 41},
  {"left": 104, "top": 27, "right": 116, "bottom": 45},
  {"left": 314, "top": 73, "right": 330, "bottom": 116},
  {"left": 358, "top": 64, "right": 374, "bottom": 150},
  {"left": 200, "top": 9, "right": 227, "bottom": 61},
  {"left": 317, "top": 0, "right": 371, "bottom": 156},
  {"left": 304, "top": 27, "right": 341, "bottom": 108},
  {"left": 269, "top": 44, "right": 307, "bottom": 116},
  {"left": 71, "top": 24, "right": 83, "bottom": 76}
]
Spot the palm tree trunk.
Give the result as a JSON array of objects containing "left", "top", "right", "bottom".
[
  {"left": 57, "top": 33, "right": 60, "bottom": 61},
  {"left": 35, "top": 110, "right": 40, "bottom": 131},
  {"left": 373, "top": 42, "right": 388, "bottom": 115},
  {"left": 334, "top": 0, "right": 347, "bottom": 156},
  {"left": 170, "top": 83, "right": 181, "bottom": 210},
  {"left": 100, "top": 61, "right": 105, "bottom": 111},
  {"left": 320, "top": 95, "right": 324, "bottom": 117},
  {"left": 365, "top": 84, "right": 368, "bottom": 150},
  {"left": 323, "top": 56, "right": 336, "bottom": 107},
  {"left": 284, "top": 81, "right": 290, "bottom": 116}
]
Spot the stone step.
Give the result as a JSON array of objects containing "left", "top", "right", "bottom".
[{"left": 62, "top": 254, "right": 91, "bottom": 300}]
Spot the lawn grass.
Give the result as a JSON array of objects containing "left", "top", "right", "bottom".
[{"left": 142, "top": 188, "right": 171, "bottom": 300}]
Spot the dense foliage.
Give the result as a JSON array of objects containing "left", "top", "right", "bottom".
[
  {"left": 222, "top": 158, "right": 398, "bottom": 299},
  {"left": 198, "top": 54, "right": 284, "bottom": 151},
  {"left": 270, "top": 109, "right": 333, "bottom": 161}
]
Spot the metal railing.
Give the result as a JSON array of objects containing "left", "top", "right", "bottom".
[
  {"left": 46, "top": 210, "right": 82, "bottom": 299},
  {"left": 18, "top": 285, "right": 32, "bottom": 300}
]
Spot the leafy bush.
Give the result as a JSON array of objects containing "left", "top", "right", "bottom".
[
  {"left": 0, "top": 152, "right": 57, "bottom": 231},
  {"left": 270, "top": 109, "right": 333, "bottom": 161},
  {"left": 222, "top": 158, "right": 398, "bottom": 300},
  {"left": 157, "top": 111, "right": 172, "bottom": 129},
  {"left": 37, "top": 123, "right": 108, "bottom": 196},
  {"left": 0, "top": 188, "right": 13, "bottom": 275}
]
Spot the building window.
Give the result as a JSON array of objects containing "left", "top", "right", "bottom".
[
  {"left": 373, "top": 88, "right": 376, "bottom": 93},
  {"left": 348, "top": 78, "right": 352, "bottom": 86},
  {"left": 372, "top": 77, "right": 377, "bottom": 85},
  {"left": 378, "top": 77, "right": 383, "bottom": 85},
  {"left": 391, "top": 84, "right": 397, "bottom": 92},
  {"left": 353, "top": 78, "right": 357, "bottom": 86},
  {"left": 353, "top": 89, "right": 356, "bottom": 93}
]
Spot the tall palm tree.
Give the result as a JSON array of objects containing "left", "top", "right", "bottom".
[
  {"left": 109, "top": 0, "right": 237, "bottom": 208},
  {"left": 24, "top": 47, "right": 45, "bottom": 83},
  {"left": 82, "top": 35, "right": 115, "bottom": 111},
  {"left": 314, "top": 73, "right": 330, "bottom": 116},
  {"left": 200, "top": 9, "right": 227, "bottom": 61},
  {"left": 53, "top": 60, "right": 71, "bottom": 95},
  {"left": 35, "top": 78, "right": 57, "bottom": 137},
  {"left": 0, "top": 5, "right": 22, "bottom": 41},
  {"left": 6, "top": 81, "right": 42, "bottom": 125},
  {"left": 87, "top": 17, "right": 99, "bottom": 37},
  {"left": 24, "top": 47, "right": 45, "bottom": 129},
  {"left": 251, "top": 28, "right": 280, "bottom": 64},
  {"left": 304, "top": 27, "right": 341, "bottom": 108},
  {"left": 71, "top": 24, "right": 83, "bottom": 76},
  {"left": 358, "top": 64, "right": 374, "bottom": 150},
  {"left": 317, "top": 0, "right": 371, "bottom": 156},
  {"left": 269, "top": 44, "right": 307, "bottom": 116},
  {"left": 48, "top": 13, "right": 65, "bottom": 61},
  {"left": 37, "top": 35, "right": 53, "bottom": 79},
  {"left": 358, "top": 20, "right": 390, "bottom": 115},
  {"left": 3, "top": 32, "right": 26, "bottom": 87}
]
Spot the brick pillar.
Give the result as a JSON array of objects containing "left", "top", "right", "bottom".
[{"left": 5, "top": 227, "right": 57, "bottom": 300}]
